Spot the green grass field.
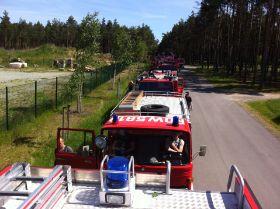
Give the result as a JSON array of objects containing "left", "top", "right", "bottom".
[
  {"left": 0, "top": 44, "right": 74, "bottom": 70},
  {"left": 0, "top": 63, "right": 142, "bottom": 169},
  {"left": 247, "top": 99, "right": 280, "bottom": 132},
  {"left": 0, "top": 44, "right": 112, "bottom": 72}
]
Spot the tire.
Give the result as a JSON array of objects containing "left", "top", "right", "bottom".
[{"left": 140, "top": 104, "right": 169, "bottom": 116}]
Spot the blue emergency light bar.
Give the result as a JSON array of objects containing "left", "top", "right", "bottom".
[
  {"left": 172, "top": 116, "right": 179, "bottom": 126},
  {"left": 112, "top": 114, "right": 118, "bottom": 123}
]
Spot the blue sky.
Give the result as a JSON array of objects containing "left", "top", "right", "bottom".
[{"left": 0, "top": 0, "right": 199, "bottom": 42}]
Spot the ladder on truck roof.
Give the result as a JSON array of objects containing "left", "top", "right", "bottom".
[{"left": 0, "top": 162, "right": 71, "bottom": 209}]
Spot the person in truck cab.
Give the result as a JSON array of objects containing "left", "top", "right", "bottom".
[
  {"left": 166, "top": 133, "right": 185, "bottom": 153},
  {"left": 59, "top": 137, "right": 73, "bottom": 153},
  {"left": 164, "top": 133, "right": 185, "bottom": 165}
]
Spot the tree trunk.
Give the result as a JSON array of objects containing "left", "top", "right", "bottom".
[
  {"left": 260, "top": 0, "right": 276, "bottom": 89},
  {"left": 77, "top": 83, "right": 83, "bottom": 113}
]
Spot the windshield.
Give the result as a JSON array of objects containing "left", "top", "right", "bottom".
[
  {"left": 103, "top": 129, "right": 190, "bottom": 166},
  {"left": 158, "top": 65, "right": 176, "bottom": 71},
  {"left": 139, "top": 81, "right": 174, "bottom": 92}
]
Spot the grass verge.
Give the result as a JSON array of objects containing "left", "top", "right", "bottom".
[
  {"left": 244, "top": 99, "right": 280, "bottom": 137},
  {"left": 0, "top": 63, "right": 142, "bottom": 169}
]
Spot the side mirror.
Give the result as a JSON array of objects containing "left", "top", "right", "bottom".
[
  {"left": 192, "top": 145, "right": 207, "bottom": 160},
  {"left": 199, "top": 145, "right": 207, "bottom": 156},
  {"left": 95, "top": 135, "right": 107, "bottom": 150}
]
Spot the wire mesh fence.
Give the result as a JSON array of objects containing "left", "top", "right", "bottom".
[
  {"left": 0, "top": 88, "right": 6, "bottom": 130},
  {"left": 0, "top": 62, "right": 128, "bottom": 131}
]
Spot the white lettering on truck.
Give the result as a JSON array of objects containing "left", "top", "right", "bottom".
[
  {"left": 148, "top": 117, "right": 163, "bottom": 123},
  {"left": 110, "top": 116, "right": 185, "bottom": 124},
  {"left": 127, "top": 116, "right": 135, "bottom": 121},
  {"left": 136, "top": 116, "right": 145, "bottom": 121}
]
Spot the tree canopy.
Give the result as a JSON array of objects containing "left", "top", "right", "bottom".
[
  {"left": 0, "top": 10, "right": 157, "bottom": 62},
  {"left": 158, "top": 0, "right": 280, "bottom": 88}
]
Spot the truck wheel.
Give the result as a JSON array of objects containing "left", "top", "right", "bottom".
[{"left": 140, "top": 104, "right": 169, "bottom": 116}]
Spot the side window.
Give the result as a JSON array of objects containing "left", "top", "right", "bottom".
[{"left": 60, "top": 130, "right": 94, "bottom": 154}]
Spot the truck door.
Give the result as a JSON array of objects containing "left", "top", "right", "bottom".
[
  {"left": 178, "top": 77, "right": 184, "bottom": 93},
  {"left": 55, "top": 128, "right": 98, "bottom": 169}
]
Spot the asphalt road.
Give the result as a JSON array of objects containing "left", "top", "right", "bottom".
[{"left": 181, "top": 68, "right": 280, "bottom": 209}]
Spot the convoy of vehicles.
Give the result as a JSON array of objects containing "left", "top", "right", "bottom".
[
  {"left": 152, "top": 52, "right": 185, "bottom": 69},
  {"left": 0, "top": 54, "right": 261, "bottom": 208}
]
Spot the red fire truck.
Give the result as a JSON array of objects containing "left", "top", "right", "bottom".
[
  {"left": 100, "top": 91, "right": 193, "bottom": 188},
  {"left": 99, "top": 114, "right": 194, "bottom": 188},
  {"left": 153, "top": 54, "right": 185, "bottom": 70},
  {"left": 55, "top": 91, "right": 194, "bottom": 189},
  {"left": 136, "top": 76, "right": 184, "bottom": 93},
  {"left": 176, "top": 57, "right": 185, "bottom": 68},
  {"left": 151, "top": 69, "right": 178, "bottom": 78}
]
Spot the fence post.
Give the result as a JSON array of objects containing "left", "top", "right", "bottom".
[
  {"left": 5, "top": 87, "right": 9, "bottom": 130},
  {"left": 55, "top": 77, "right": 58, "bottom": 109},
  {"left": 95, "top": 69, "right": 98, "bottom": 87},
  {"left": 35, "top": 81, "right": 37, "bottom": 118},
  {"left": 62, "top": 106, "right": 66, "bottom": 137},
  {"left": 113, "top": 64, "right": 116, "bottom": 89},
  {"left": 90, "top": 72, "right": 93, "bottom": 89},
  {"left": 117, "top": 77, "right": 121, "bottom": 99},
  {"left": 67, "top": 105, "right": 70, "bottom": 130},
  {"left": 91, "top": 72, "right": 95, "bottom": 90}
]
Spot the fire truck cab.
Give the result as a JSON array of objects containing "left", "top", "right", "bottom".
[
  {"left": 93, "top": 91, "right": 196, "bottom": 189},
  {"left": 97, "top": 115, "right": 196, "bottom": 189},
  {"left": 137, "top": 76, "right": 184, "bottom": 93}
]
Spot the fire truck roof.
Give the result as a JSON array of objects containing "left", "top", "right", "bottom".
[
  {"left": 138, "top": 95, "right": 186, "bottom": 117},
  {"left": 111, "top": 91, "right": 190, "bottom": 122}
]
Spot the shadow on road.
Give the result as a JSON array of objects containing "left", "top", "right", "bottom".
[{"left": 180, "top": 68, "right": 263, "bottom": 97}]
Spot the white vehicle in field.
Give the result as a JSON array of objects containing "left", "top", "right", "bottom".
[{"left": 9, "top": 58, "right": 27, "bottom": 68}]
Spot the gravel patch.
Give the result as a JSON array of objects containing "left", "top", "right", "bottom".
[
  {"left": 0, "top": 71, "right": 72, "bottom": 88},
  {"left": 0, "top": 71, "right": 72, "bottom": 82}
]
